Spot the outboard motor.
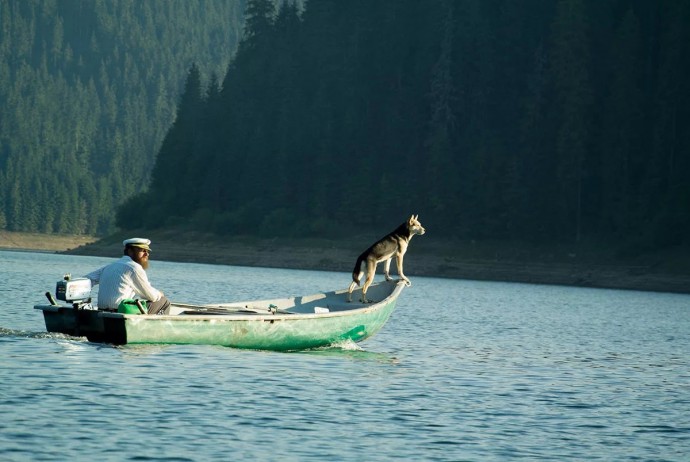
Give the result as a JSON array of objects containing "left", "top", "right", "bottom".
[{"left": 54, "top": 274, "right": 92, "bottom": 307}]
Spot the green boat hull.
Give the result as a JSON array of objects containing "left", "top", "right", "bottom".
[{"left": 121, "top": 300, "right": 396, "bottom": 350}]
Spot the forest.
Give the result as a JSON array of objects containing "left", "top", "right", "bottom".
[
  {"left": 0, "top": 0, "right": 244, "bottom": 234},
  {"left": 122, "top": 0, "right": 689, "bottom": 255},
  {"left": 2, "top": 0, "right": 689, "bottom": 257}
]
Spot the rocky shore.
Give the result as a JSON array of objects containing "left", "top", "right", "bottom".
[{"left": 2, "top": 230, "right": 688, "bottom": 294}]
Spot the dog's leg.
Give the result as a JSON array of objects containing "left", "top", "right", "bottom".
[
  {"left": 383, "top": 258, "right": 393, "bottom": 281},
  {"left": 348, "top": 269, "right": 364, "bottom": 302},
  {"left": 360, "top": 260, "right": 377, "bottom": 303},
  {"left": 348, "top": 260, "right": 365, "bottom": 302},
  {"left": 347, "top": 280, "right": 360, "bottom": 303},
  {"left": 396, "top": 253, "right": 411, "bottom": 286}
]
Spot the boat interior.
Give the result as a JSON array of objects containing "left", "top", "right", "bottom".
[{"left": 170, "top": 280, "right": 399, "bottom": 316}]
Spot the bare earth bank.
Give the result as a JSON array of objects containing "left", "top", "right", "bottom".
[
  {"left": 0, "top": 231, "right": 97, "bottom": 252},
  {"left": 2, "top": 230, "right": 688, "bottom": 294}
]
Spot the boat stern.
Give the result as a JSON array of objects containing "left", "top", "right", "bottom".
[{"left": 34, "top": 304, "right": 127, "bottom": 344}]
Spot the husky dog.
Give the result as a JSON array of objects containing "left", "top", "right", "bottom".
[{"left": 347, "top": 215, "right": 426, "bottom": 303}]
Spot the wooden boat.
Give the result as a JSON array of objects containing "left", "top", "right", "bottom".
[{"left": 35, "top": 279, "right": 406, "bottom": 350}]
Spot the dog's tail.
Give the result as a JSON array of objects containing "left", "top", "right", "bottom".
[{"left": 351, "top": 254, "right": 365, "bottom": 285}]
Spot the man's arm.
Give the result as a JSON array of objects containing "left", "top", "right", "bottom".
[
  {"left": 129, "top": 266, "right": 163, "bottom": 302},
  {"left": 84, "top": 266, "right": 104, "bottom": 286}
]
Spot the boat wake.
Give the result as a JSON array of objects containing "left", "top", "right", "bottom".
[
  {"left": 302, "top": 340, "right": 398, "bottom": 363},
  {"left": 328, "top": 338, "right": 364, "bottom": 351},
  {"left": 0, "top": 326, "right": 83, "bottom": 341}
]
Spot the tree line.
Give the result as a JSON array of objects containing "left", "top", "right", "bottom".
[
  {"left": 123, "top": 0, "right": 689, "bottom": 255},
  {"left": 0, "top": 0, "right": 244, "bottom": 234}
]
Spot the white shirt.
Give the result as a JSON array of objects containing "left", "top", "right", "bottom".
[{"left": 85, "top": 256, "right": 162, "bottom": 309}]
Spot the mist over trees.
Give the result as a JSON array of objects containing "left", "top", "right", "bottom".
[
  {"left": 123, "top": 0, "right": 689, "bottom": 254},
  {"left": 0, "top": 0, "right": 244, "bottom": 234}
]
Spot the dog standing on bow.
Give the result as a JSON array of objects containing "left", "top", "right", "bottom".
[{"left": 347, "top": 215, "right": 426, "bottom": 303}]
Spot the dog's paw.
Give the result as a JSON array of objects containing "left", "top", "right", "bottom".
[{"left": 402, "top": 278, "right": 412, "bottom": 287}]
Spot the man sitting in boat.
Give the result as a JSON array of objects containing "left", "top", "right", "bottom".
[{"left": 84, "top": 238, "right": 171, "bottom": 315}]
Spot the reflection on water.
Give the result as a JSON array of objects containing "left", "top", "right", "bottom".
[{"left": 1, "top": 250, "right": 689, "bottom": 461}]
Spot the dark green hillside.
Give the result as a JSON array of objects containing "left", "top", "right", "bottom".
[
  {"left": 0, "top": 0, "right": 245, "bottom": 234},
  {"left": 126, "top": 0, "right": 689, "bottom": 257}
]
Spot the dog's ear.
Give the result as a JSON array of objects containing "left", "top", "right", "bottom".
[{"left": 409, "top": 214, "right": 414, "bottom": 223}]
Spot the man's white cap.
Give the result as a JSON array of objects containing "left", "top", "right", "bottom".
[{"left": 123, "top": 238, "right": 151, "bottom": 251}]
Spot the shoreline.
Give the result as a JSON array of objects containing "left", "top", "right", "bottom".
[{"left": 2, "top": 230, "right": 688, "bottom": 294}]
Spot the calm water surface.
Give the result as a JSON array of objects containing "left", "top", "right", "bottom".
[{"left": 1, "top": 250, "right": 688, "bottom": 461}]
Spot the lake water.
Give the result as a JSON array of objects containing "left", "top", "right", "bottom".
[{"left": 1, "top": 250, "right": 688, "bottom": 461}]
